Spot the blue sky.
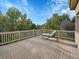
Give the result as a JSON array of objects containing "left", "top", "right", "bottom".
[{"left": 0, "top": 0, "right": 75, "bottom": 25}]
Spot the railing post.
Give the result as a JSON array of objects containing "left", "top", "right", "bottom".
[
  {"left": 19, "top": 31, "right": 20, "bottom": 40},
  {"left": 56, "top": 30, "right": 59, "bottom": 41}
]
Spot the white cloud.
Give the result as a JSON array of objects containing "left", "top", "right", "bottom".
[
  {"left": 0, "top": 0, "right": 18, "bottom": 9},
  {"left": 23, "top": 7, "right": 32, "bottom": 14},
  {"left": 60, "top": 8, "right": 69, "bottom": 14},
  {"left": 50, "top": 0, "right": 75, "bottom": 19},
  {"left": 60, "top": 8, "right": 76, "bottom": 19},
  {"left": 51, "top": 0, "right": 68, "bottom": 13},
  {"left": 22, "top": 0, "right": 28, "bottom": 6},
  {"left": 6, "top": 3, "right": 16, "bottom": 8},
  {"left": 0, "top": 0, "right": 33, "bottom": 15},
  {"left": 19, "top": 0, "right": 34, "bottom": 15}
]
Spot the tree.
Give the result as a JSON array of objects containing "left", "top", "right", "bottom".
[
  {"left": 0, "top": 12, "right": 10, "bottom": 32},
  {"left": 61, "top": 14, "right": 70, "bottom": 22},
  {"left": 44, "top": 13, "right": 71, "bottom": 30},
  {"left": 6, "top": 7, "right": 21, "bottom": 31},
  {"left": 0, "top": 7, "right": 37, "bottom": 32},
  {"left": 26, "top": 19, "right": 33, "bottom": 29},
  {"left": 44, "top": 13, "right": 61, "bottom": 29},
  {"left": 6, "top": 7, "right": 21, "bottom": 18}
]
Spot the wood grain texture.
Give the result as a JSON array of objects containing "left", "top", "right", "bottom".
[{"left": 0, "top": 36, "right": 79, "bottom": 59}]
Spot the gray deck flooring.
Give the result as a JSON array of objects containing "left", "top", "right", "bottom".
[{"left": 0, "top": 36, "right": 79, "bottom": 59}]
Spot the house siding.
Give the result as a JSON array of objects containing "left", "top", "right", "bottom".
[
  {"left": 75, "top": 17, "right": 79, "bottom": 50},
  {"left": 75, "top": 1, "right": 79, "bottom": 14}
]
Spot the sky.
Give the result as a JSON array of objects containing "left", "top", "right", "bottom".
[{"left": 0, "top": 0, "right": 76, "bottom": 25}]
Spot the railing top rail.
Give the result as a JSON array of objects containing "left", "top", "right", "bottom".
[
  {"left": 0, "top": 30, "right": 75, "bottom": 34},
  {"left": 0, "top": 30, "right": 36, "bottom": 34},
  {"left": 0, "top": 29, "right": 75, "bottom": 45},
  {"left": 56, "top": 30, "right": 75, "bottom": 32}
]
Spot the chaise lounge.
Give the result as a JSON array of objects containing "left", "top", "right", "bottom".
[{"left": 42, "top": 30, "right": 56, "bottom": 39}]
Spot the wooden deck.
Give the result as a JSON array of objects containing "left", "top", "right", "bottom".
[{"left": 0, "top": 36, "right": 79, "bottom": 59}]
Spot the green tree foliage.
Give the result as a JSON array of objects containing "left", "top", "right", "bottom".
[
  {"left": 44, "top": 13, "right": 75, "bottom": 30},
  {"left": 0, "top": 7, "right": 36, "bottom": 32},
  {"left": 0, "top": 12, "right": 10, "bottom": 32},
  {"left": 6, "top": 7, "right": 22, "bottom": 31},
  {"left": 65, "top": 17, "right": 75, "bottom": 30},
  {"left": 61, "top": 14, "right": 70, "bottom": 21},
  {"left": 44, "top": 13, "right": 61, "bottom": 29}
]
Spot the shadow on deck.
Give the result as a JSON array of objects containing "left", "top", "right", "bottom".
[{"left": 0, "top": 36, "right": 79, "bottom": 59}]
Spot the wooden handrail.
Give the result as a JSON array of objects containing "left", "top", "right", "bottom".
[
  {"left": 0, "top": 30, "right": 75, "bottom": 45},
  {"left": 55, "top": 30, "right": 75, "bottom": 41},
  {"left": 0, "top": 30, "right": 42, "bottom": 45}
]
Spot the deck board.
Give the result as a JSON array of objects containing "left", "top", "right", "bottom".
[{"left": 0, "top": 36, "right": 79, "bottom": 59}]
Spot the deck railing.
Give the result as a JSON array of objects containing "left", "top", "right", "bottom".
[
  {"left": 0, "top": 30, "right": 75, "bottom": 45},
  {"left": 41, "top": 30, "right": 75, "bottom": 41},
  {"left": 55, "top": 30, "right": 75, "bottom": 41},
  {"left": 0, "top": 30, "right": 42, "bottom": 45}
]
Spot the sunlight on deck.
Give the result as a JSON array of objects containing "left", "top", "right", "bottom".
[{"left": 0, "top": 36, "right": 79, "bottom": 59}]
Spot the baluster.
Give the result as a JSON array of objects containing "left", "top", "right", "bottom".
[
  {"left": 9, "top": 33, "right": 11, "bottom": 41},
  {"left": 0, "top": 34, "right": 1, "bottom": 43},
  {"left": 5, "top": 34, "right": 7, "bottom": 42},
  {"left": 2, "top": 34, "right": 4, "bottom": 43},
  {"left": 19, "top": 32, "right": 20, "bottom": 40},
  {"left": 3, "top": 34, "right": 5, "bottom": 43},
  {"left": 33, "top": 30, "right": 34, "bottom": 36},
  {"left": 11, "top": 33, "right": 12, "bottom": 41},
  {"left": 13, "top": 33, "right": 15, "bottom": 40},
  {"left": 11, "top": 33, "right": 13, "bottom": 40},
  {"left": 25, "top": 32, "right": 26, "bottom": 38},
  {"left": 68, "top": 32, "right": 69, "bottom": 40},
  {"left": 6, "top": 33, "right": 8, "bottom": 42},
  {"left": 0, "top": 34, "right": 3, "bottom": 43},
  {"left": 1, "top": 34, "right": 3, "bottom": 43},
  {"left": 10, "top": 33, "right": 11, "bottom": 41},
  {"left": 7, "top": 34, "right": 8, "bottom": 42},
  {"left": 15, "top": 33, "right": 17, "bottom": 40}
]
